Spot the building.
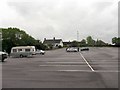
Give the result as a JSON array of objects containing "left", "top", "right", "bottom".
[{"left": 43, "top": 37, "right": 63, "bottom": 49}]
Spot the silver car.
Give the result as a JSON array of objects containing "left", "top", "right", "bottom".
[
  {"left": 35, "top": 50, "right": 45, "bottom": 55},
  {"left": 66, "top": 47, "right": 78, "bottom": 52}
]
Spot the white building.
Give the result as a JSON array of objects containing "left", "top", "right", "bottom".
[{"left": 43, "top": 37, "right": 63, "bottom": 48}]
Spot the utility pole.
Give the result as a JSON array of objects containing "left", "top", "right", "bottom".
[{"left": 77, "top": 31, "right": 79, "bottom": 41}]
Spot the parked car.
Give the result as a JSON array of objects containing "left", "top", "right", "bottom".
[
  {"left": 0, "top": 51, "right": 7, "bottom": 62},
  {"left": 66, "top": 47, "right": 78, "bottom": 52},
  {"left": 35, "top": 50, "right": 45, "bottom": 55},
  {"left": 80, "top": 47, "right": 89, "bottom": 51}
]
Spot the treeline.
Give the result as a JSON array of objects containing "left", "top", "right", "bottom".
[
  {"left": 65, "top": 36, "right": 108, "bottom": 47},
  {"left": 64, "top": 36, "right": 120, "bottom": 47},
  {"left": 0, "top": 28, "right": 47, "bottom": 54},
  {"left": 0, "top": 27, "right": 119, "bottom": 53}
]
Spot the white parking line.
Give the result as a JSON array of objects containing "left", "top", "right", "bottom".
[
  {"left": 58, "top": 70, "right": 92, "bottom": 72},
  {"left": 46, "top": 62, "right": 85, "bottom": 63},
  {"left": 58, "top": 70, "right": 119, "bottom": 72},
  {"left": 39, "top": 65, "right": 84, "bottom": 67},
  {"left": 29, "top": 70, "right": 119, "bottom": 72},
  {"left": 80, "top": 53, "right": 95, "bottom": 72}
]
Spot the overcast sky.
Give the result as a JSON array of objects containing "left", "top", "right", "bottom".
[{"left": 0, "top": 0, "right": 119, "bottom": 43}]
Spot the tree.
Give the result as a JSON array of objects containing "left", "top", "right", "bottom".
[
  {"left": 86, "top": 36, "right": 95, "bottom": 46},
  {"left": 71, "top": 40, "right": 79, "bottom": 47},
  {"left": 96, "top": 39, "right": 107, "bottom": 46},
  {"left": 1, "top": 27, "right": 46, "bottom": 53},
  {"left": 112, "top": 37, "right": 120, "bottom": 46},
  {"left": 35, "top": 40, "right": 47, "bottom": 50},
  {"left": 80, "top": 39, "right": 86, "bottom": 47}
]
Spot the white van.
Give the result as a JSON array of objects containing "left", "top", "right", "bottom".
[{"left": 10, "top": 46, "right": 36, "bottom": 58}]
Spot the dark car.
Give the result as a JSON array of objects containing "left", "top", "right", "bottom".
[
  {"left": 0, "top": 51, "right": 8, "bottom": 62},
  {"left": 80, "top": 48, "right": 89, "bottom": 51}
]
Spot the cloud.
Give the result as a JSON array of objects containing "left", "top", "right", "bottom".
[{"left": 0, "top": 0, "right": 118, "bottom": 43}]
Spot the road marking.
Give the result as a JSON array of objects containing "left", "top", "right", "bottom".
[
  {"left": 80, "top": 53, "right": 95, "bottom": 72},
  {"left": 39, "top": 65, "right": 84, "bottom": 66},
  {"left": 29, "top": 70, "right": 119, "bottom": 72},
  {"left": 58, "top": 70, "right": 119, "bottom": 72},
  {"left": 94, "top": 70, "right": 119, "bottom": 73},
  {"left": 57, "top": 70, "right": 92, "bottom": 72},
  {"left": 46, "top": 62, "right": 85, "bottom": 63}
]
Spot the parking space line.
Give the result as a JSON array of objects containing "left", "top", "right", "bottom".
[
  {"left": 46, "top": 62, "right": 85, "bottom": 63},
  {"left": 80, "top": 53, "right": 95, "bottom": 72},
  {"left": 39, "top": 65, "right": 85, "bottom": 66},
  {"left": 29, "top": 70, "right": 119, "bottom": 72},
  {"left": 94, "top": 70, "right": 119, "bottom": 73},
  {"left": 58, "top": 70, "right": 119, "bottom": 72},
  {"left": 57, "top": 70, "right": 92, "bottom": 72}
]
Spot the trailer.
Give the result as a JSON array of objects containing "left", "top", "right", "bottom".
[{"left": 10, "top": 46, "right": 36, "bottom": 58}]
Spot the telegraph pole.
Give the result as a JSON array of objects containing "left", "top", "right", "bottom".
[{"left": 77, "top": 31, "right": 79, "bottom": 41}]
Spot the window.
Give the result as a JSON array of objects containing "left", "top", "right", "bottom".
[
  {"left": 18, "top": 49, "right": 22, "bottom": 52},
  {"left": 13, "top": 49, "right": 17, "bottom": 52},
  {"left": 32, "top": 49, "right": 34, "bottom": 51},
  {"left": 25, "top": 49, "right": 30, "bottom": 52}
]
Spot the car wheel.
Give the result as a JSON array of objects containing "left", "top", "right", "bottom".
[
  {"left": 2, "top": 58, "right": 4, "bottom": 62},
  {"left": 20, "top": 54, "right": 23, "bottom": 58},
  {"left": 2, "top": 55, "right": 5, "bottom": 62}
]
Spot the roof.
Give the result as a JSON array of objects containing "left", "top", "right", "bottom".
[
  {"left": 63, "top": 42, "right": 71, "bottom": 44},
  {"left": 12, "top": 46, "right": 35, "bottom": 49},
  {"left": 43, "top": 39, "right": 62, "bottom": 44}
]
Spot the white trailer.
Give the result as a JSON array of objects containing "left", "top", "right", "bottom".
[{"left": 10, "top": 46, "right": 36, "bottom": 58}]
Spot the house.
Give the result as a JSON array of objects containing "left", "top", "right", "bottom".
[{"left": 43, "top": 37, "right": 63, "bottom": 49}]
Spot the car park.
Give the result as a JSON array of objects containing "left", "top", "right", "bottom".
[
  {"left": 66, "top": 47, "right": 78, "bottom": 52},
  {"left": 0, "top": 51, "right": 7, "bottom": 62},
  {"left": 35, "top": 50, "right": 45, "bottom": 55}
]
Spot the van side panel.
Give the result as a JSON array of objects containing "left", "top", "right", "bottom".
[{"left": 10, "top": 52, "right": 33, "bottom": 57}]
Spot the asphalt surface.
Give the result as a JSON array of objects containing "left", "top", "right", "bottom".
[{"left": 2, "top": 47, "right": 119, "bottom": 88}]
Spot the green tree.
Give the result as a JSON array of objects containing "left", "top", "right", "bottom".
[
  {"left": 71, "top": 40, "right": 79, "bottom": 47},
  {"left": 86, "top": 36, "right": 95, "bottom": 46},
  {"left": 112, "top": 37, "right": 120, "bottom": 46},
  {"left": 1, "top": 27, "right": 46, "bottom": 53},
  {"left": 35, "top": 40, "right": 47, "bottom": 50},
  {"left": 96, "top": 39, "right": 107, "bottom": 46},
  {"left": 80, "top": 39, "right": 86, "bottom": 47}
]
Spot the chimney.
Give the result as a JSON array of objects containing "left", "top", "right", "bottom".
[
  {"left": 53, "top": 37, "right": 55, "bottom": 40},
  {"left": 44, "top": 38, "right": 46, "bottom": 41}
]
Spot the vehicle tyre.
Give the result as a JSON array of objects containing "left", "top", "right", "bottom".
[
  {"left": 2, "top": 55, "right": 5, "bottom": 62},
  {"left": 20, "top": 54, "right": 23, "bottom": 58},
  {"left": 2, "top": 58, "right": 4, "bottom": 62}
]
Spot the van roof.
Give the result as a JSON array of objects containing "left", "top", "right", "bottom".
[{"left": 12, "top": 46, "right": 35, "bottom": 49}]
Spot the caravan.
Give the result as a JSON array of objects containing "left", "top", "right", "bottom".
[{"left": 10, "top": 46, "right": 36, "bottom": 58}]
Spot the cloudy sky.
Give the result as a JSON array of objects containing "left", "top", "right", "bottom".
[{"left": 0, "top": 0, "right": 119, "bottom": 43}]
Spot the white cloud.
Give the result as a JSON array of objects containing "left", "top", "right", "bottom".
[{"left": 0, "top": 0, "right": 118, "bottom": 43}]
